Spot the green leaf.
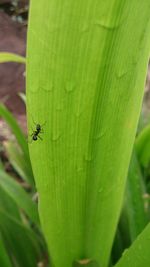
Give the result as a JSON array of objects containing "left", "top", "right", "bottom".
[
  {"left": 0, "top": 185, "right": 21, "bottom": 221},
  {"left": 0, "top": 234, "right": 13, "bottom": 267},
  {"left": 114, "top": 222, "right": 150, "bottom": 267},
  {"left": 112, "top": 151, "right": 148, "bottom": 264},
  {"left": 135, "top": 124, "right": 150, "bottom": 168},
  {"left": 0, "top": 104, "right": 28, "bottom": 157},
  {"left": 27, "top": 1, "right": 150, "bottom": 267},
  {"left": 0, "top": 170, "right": 39, "bottom": 225},
  {"left": 123, "top": 151, "right": 148, "bottom": 242},
  {"left": 0, "top": 209, "right": 42, "bottom": 267},
  {"left": 0, "top": 104, "right": 34, "bottom": 185},
  {"left": 4, "top": 141, "right": 34, "bottom": 185},
  {"left": 0, "top": 52, "right": 26, "bottom": 64}
]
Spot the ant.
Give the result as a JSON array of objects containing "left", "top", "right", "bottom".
[{"left": 30, "top": 118, "right": 46, "bottom": 142}]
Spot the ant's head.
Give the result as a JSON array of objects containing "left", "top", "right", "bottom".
[{"left": 36, "top": 124, "right": 41, "bottom": 131}]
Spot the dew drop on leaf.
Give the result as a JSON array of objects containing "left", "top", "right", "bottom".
[
  {"left": 52, "top": 132, "right": 61, "bottom": 141},
  {"left": 65, "top": 81, "right": 76, "bottom": 93},
  {"left": 98, "top": 187, "right": 103, "bottom": 193}
]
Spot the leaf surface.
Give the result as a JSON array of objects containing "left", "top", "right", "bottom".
[{"left": 27, "top": 1, "right": 150, "bottom": 266}]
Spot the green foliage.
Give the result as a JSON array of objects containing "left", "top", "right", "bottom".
[
  {"left": 0, "top": 104, "right": 34, "bottom": 186},
  {"left": 1, "top": 1, "right": 150, "bottom": 267},
  {"left": 136, "top": 124, "right": 150, "bottom": 168},
  {"left": 0, "top": 233, "right": 13, "bottom": 267},
  {"left": 26, "top": 1, "right": 150, "bottom": 267},
  {"left": 111, "top": 148, "right": 148, "bottom": 265},
  {"left": 0, "top": 102, "right": 49, "bottom": 266},
  {"left": 0, "top": 170, "right": 39, "bottom": 225},
  {"left": 114, "top": 222, "right": 150, "bottom": 267},
  {"left": 0, "top": 48, "right": 48, "bottom": 265}
]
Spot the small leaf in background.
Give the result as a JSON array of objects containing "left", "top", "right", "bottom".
[
  {"left": 0, "top": 170, "right": 39, "bottom": 225},
  {"left": 0, "top": 52, "right": 26, "bottom": 64},
  {"left": 124, "top": 151, "right": 148, "bottom": 241},
  {"left": 136, "top": 124, "right": 150, "bottom": 168},
  {"left": 18, "top": 92, "right": 26, "bottom": 105},
  {"left": 0, "top": 104, "right": 35, "bottom": 186},
  {"left": 114, "top": 222, "right": 150, "bottom": 267},
  {"left": 4, "top": 140, "right": 34, "bottom": 186},
  {"left": 112, "top": 150, "right": 148, "bottom": 265},
  {"left": 0, "top": 104, "right": 28, "bottom": 157},
  {"left": 0, "top": 210, "right": 43, "bottom": 267},
  {"left": 0, "top": 234, "right": 13, "bottom": 267},
  {"left": 0, "top": 185, "right": 21, "bottom": 221}
]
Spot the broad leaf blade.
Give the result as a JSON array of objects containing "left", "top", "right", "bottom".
[{"left": 27, "top": 1, "right": 150, "bottom": 267}]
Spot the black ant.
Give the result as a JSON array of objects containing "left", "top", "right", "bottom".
[{"left": 30, "top": 119, "right": 46, "bottom": 142}]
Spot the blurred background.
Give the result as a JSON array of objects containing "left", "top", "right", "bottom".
[{"left": 0, "top": 0, "right": 28, "bottom": 137}]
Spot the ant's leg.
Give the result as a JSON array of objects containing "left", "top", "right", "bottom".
[
  {"left": 38, "top": 135, "right": 43, "bottom": 141},
  {"left": 29, "top": 127, "right": 34, "bottom": 136},
  {"left": 41, "top": 121, "right": 47, "bottom": 127},
  {"left": 31, "top": 116, "right": 37, "bottom": 126}
]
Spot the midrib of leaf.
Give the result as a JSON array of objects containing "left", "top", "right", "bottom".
[{"left": 27, "top": 1, "right": 150, "bottom": 267}]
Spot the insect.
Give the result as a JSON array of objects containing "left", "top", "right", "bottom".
[{"left": 30, "top": 119, "right": 46, "bottom": 142}]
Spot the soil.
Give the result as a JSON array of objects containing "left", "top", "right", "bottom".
[
  {"left": 0, "top": 0, "right": 28, "bottom": 135},
  {"left": 0, "top": 11, "right": 26, "bottom": 114}
]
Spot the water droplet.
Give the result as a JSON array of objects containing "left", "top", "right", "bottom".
[
  {"left": 84, "top": 152, "right": 92, "bottom": 162},
  {"left": 65, "top": 81, "right": 75, "bottom": 93},
  {"left": 122, "top": 249, "right": 128, "bottom": 256},
  {"left": 40, "top": 82, "right": 54, "bottom": 92},
  {"left": 76, "top": 166, "right": 84, "bottom": 173},
  {"left": 93, "top": 131, "right": 106, "bottom": 140},
  {"left": 116, "top": 69, "right": 128, "bottom": 79},
  {"left": 94, "top": 19, "right": 119, "bottom": 30},
  {"left": 52, "top": 132, "right": 61, "bottom": 141},
  {"left": 98, "top": 187, "right": 103, "bottom": 193},
  {"left": 75, "top": 106, "right": 82, "bottom": 118}
]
